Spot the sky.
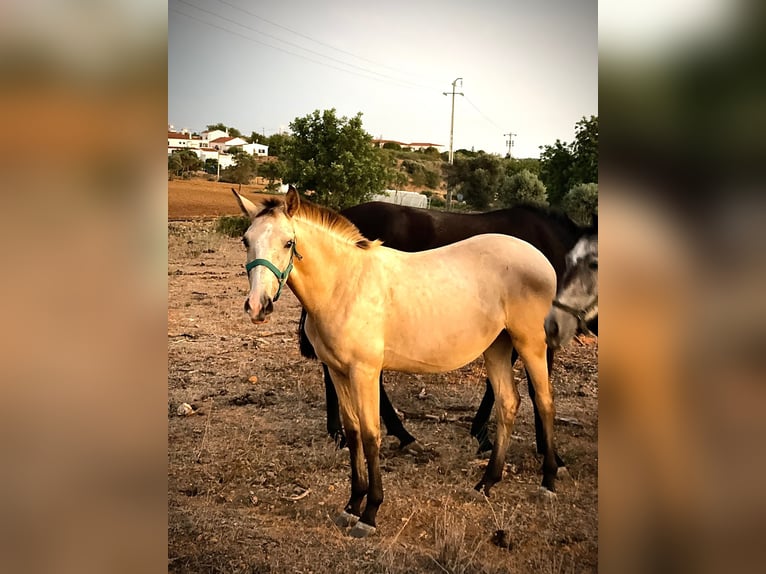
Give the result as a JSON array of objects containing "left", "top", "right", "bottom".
[{"left": 169, "top": 0, "right": 597, "bottom": 159}]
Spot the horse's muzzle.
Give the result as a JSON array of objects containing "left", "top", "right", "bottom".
[{"left": 244, "top": 294, "right": 274, "bottom": 324}]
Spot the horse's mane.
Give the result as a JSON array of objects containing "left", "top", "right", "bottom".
[{"left": 258, "top": 195, "right": 377, "bottom": 250}]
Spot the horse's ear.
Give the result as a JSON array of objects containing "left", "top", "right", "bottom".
[
  {"left": 232, "top": 188, "right": 259, "bottom": 220},
  {"left": 285, "top": 185, "right": 300, "bottom": 217}
]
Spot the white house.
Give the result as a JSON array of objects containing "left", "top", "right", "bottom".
[
  {"left": 168, "top": 129, "right": 204, "bottom": 149},
  {"left": 168, "top": 125, "right": 269, "bottom": 171},
  {"left": 239, "top": 142, "right": 269, "bottom": 157},
  {"left": 209, "top": 136, "right": 249, "bottom": 151},
  {"left": 201, "top": 129, "right": 227, "bottom": 143}
]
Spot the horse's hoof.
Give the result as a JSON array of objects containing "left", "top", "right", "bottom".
[
  {"left": 536, "top": 486, "right": 557, "bottom": 501},
  {"left": 349, "top": 521, "right": 376, "bottom": 538},
  {"left": 491, "top": 529, "right": 512, "bottom": 550},
  {"left": 400, "top": 440, "right": 424, "bottom": 455},
  {"left": 475, "top": 442, "right": 493, "bottom": 456},
  {"left": 465, "top": 487, "right": 484, "bottom": 502},
  {"left": 334, "top": 511, "right": 359, "bottom": 528}
]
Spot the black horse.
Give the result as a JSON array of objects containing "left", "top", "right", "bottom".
[{"left": 298, "top": 201, "right": 597, "bottom": 459}]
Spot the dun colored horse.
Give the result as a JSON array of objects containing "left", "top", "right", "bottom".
[
  {"left": 234, "top": 188, "right": 558, "bottom": 537},
  {"left": 298, "top": 201, "right": 596, "bottom": 457}
]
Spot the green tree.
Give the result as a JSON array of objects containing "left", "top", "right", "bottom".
[
  {"left": 423, "top": 167, "right": 441, "bottom": 189},
  {"left": 259, "top": 159, "right": 285, "bottom": 192},
  {"left": 538, "top": 140, "right": 574, "bottom": 207},
  {"left": 282, "top": 109, "right": 390, "bottom": 210},
  {"left": 571, "top": 115, "right": 598, "bottom": 185},
  {"left": 497, "top": 168, "right": 548, "bottom": 207},
  {"left": 219, "top": 149, "right": 257, "bottom": 185},
  {"left": 249, "top": 131, "right": 267, "bottom": 145},
  {"left": 539, "top": 115, "right": 598, "bottom": 207},
  {"left": 562, "top": 182, "right": 598, "bottom": 226},
  {"left": 264, "top": 132, "right": 291, "bottom": 158},
  {"left": 446, "top": 153, "right": 503, "bottom": 210},
  {"left": 206, "top": 123, "right": 228, "bottom": 133},
  {"left": 382, "top": 141, "right": 401, "bottom": 151},
  {"left": 203, "top": 158, "right": 219, "bottom": 175},
  {"left": 168, "top": 149, "right": 202, "bottom": 178}
]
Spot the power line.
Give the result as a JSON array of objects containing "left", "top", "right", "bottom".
[
  {"left": 464, "top": 96, "right": 505, "bottom": 131},
  {"left": 213, "top": 0, "right": 412, "bottom": 77},
  {"left": 173, "top": 0, "right": 435, "bottom": 91}
]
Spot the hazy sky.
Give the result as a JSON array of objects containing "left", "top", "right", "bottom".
[{"left": 169, "top": 0, "right": 597, "bottom": 158}]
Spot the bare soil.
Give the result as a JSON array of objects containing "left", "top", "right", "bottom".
[{"left": 168, "top": 195, "right": 598, "bottom": 573}]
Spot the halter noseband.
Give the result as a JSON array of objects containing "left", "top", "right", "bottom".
[
  {"left": 245, "top": 241, "right": 302, "bottom": 302},
  {"left": 552, "top": 297, "right": 598, "bottom": 337}
]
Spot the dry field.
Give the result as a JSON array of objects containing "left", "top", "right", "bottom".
[{"left": 168, "top": 188, "right": 598, "bottom": 573}]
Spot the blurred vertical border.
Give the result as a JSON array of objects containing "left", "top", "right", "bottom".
[
  {"left": 0, "top": 2, "right": 167, "bottom": 573},
  {"left": 600, "top": 0, "right": 766, "bottom": 572}
]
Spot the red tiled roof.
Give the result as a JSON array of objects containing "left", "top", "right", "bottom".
[
  {"left": 210, "top": 136, "right": 234, "bottom": 143},
  {"left": 168, "top": 131, "right": 202, "bottom": 140},
  {"left": 408, "top": 142, "right": 442, "bottom": 147}
]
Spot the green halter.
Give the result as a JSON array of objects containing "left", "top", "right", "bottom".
[{"left": 245, "top": 241, "right": 301, "bottom": 302}]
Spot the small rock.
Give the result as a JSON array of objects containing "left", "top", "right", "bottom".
[
  {"left": 176, "top": 402, "right": 194, "bottom": 416},
  {"left": 248, "top": 375, "right": 258, "bottom": 383}
]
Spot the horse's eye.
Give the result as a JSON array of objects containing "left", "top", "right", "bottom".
[
  {"left": 285, "top": 239, "right": 294, "bottom": 249},
  {"left": 588, "top": 260, "right": 598, "bottom": 271},
  {"left": 242, "top": 236, "right": 249, "bottom": 248}
]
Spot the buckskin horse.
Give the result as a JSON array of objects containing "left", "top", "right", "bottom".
[{"left": 233, "top": 188, "right": 558, "bottom": 537}]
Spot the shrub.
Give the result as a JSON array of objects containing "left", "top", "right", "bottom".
[
  {"left": 562, "top": 182, "right": 598, "bottom": 226},
  {"left": 430, "top": 196, "right": 445, "bottom": 208},
  {"left": 215, "top": 215, "right": 249, "bottom": 237}
]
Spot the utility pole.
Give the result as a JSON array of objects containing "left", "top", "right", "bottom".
[
  {"left": 443, "top": 77, "right": 463, "bottom": 209},
  {"left": 504, "top": 132, "right": 517, "bottom": 158}
]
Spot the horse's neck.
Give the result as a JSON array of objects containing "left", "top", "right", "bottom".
[{"left": 289, "top": 218, "right": 366, "bottom": 314}]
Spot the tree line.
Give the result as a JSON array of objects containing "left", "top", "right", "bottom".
[{"left": 170, "top": 112, "right": 597, "bottom": 223}]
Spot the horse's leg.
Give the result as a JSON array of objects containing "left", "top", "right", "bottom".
[
  {"left": 323, "top": 363, "right": 346, "bottom": 448},
  {"left": 348, "top": 367, "right": 383, "bottom": 538},
  {"left": 474, "top": 332, "right": 518, "bottom": 496},
  {"left": 515, "top": 333, "right": 558, "bottom": 492},
  {"left": 527, "top": 347, "right": 565, "bottom": 467},
  {"left": 378, "top": 373, "right": 417, "bottom": 448},
  {"left": 471, "top": 377, "right": 495, "bottom": 454},
  {"left": 328, "top": 369, "right": 367, "bottom": 528}
]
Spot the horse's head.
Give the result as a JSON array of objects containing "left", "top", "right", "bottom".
[
  {"left": 233, "top": 186, "right": 302, "bottom": 324},
  {"left": 545, "top": 234, "right": 598, "bottom": 349}
]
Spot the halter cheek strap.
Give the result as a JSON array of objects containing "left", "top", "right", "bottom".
[
  {"left": 552, "top": 297, "right": 598, "bottom": 337},
  {"left": 245, "top": 241, "right": 302, "bottom": 302}
]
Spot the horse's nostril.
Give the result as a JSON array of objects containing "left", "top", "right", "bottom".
[
  {"left": 244, "top": 299, "right": 251, "bottom": 313},
  {"left": 263, "top": 297, "right": 274, "bottom": 315}
]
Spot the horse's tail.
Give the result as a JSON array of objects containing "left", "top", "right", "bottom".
[{"left": 298, "top": 308, "right": 318, "bottom": 360}]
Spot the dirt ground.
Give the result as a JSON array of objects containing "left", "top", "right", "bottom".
[{"left": 168, "top": 190, "right": 598, "bottom": 573}]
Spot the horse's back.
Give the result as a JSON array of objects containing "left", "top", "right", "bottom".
[
  {"left": 341, "top": 202, "right": 437, "bottom": 251},
  {"left": 374, "top": 234, "right": 555, "bottom": 372}
]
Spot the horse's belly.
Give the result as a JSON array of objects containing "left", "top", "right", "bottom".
[{"left": 383, "top": 325, "right": 500, "bottom": 373}]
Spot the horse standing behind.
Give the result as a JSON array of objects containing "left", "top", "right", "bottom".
[
  {"left": 299, "top": 200, "right": 595, "bottom": 456},
  {"left": 233, "top": 188, "right": 558, "bottom": 537}
]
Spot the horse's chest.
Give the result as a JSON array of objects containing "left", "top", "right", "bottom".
[{"left": 303, "top": 313, "right": 382, "bottom": 372}]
